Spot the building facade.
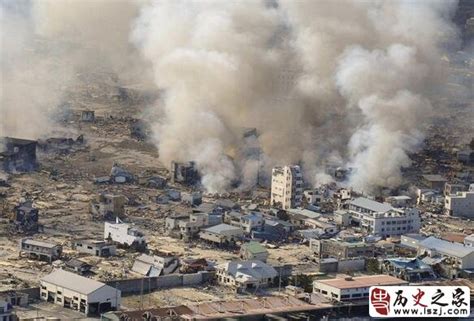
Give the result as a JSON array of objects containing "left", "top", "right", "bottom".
[
  {"left": 40, "top": 269, "right": 120, "bottom": 316},
  {"left": 270, "top": 165, "right": 303, "bottom": 210},
  {"left": 445, "top": 192, "right": 474, "bottom": 217},
  {"left": 104, "top": 218, "right": 146, "bottom": 248},
  {"left": 345, "top": 198, "right": 421, "bottom": 237},
  {"left": 313, "top": 275, "right": 407, "bottom": 302},
  {"left": 74, "top": 240, "right": 117, "bottom": 257},
  {"left": 19, "top": 238, "right": 62, "bottom": 263}
]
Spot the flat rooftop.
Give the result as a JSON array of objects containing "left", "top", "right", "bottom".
[{"left": 315, "top": 275, "right": 407, "bottom": 290}]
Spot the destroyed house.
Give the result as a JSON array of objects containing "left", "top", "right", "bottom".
[
  {"left": 11, "top": 202, "right": 40, "bottom": 233},
  {"left": 382, "top": 258, "right": 437, "bottom": 282},
  {"left": 37, "top": 135, "right": 84, "bottom": 154},
  {"left": 80, "top": 110, "right": 95, "bottom": 122},
  {"left": 19, "top": 238, "right": 62, "bottom": 263},
  {"left": 40, "top": 269, "right": 120, "bottom": 316},
  {"left": 90, "top": 193, "right": 126, "bottom": 220},
  {"left": 132, "top": 254, "right": 179, "bottom": 277},
  {"left": 199, "top": 224, "right": 244, "bottom": 245},
  {"left": 73, "top": 239, "right": 117, "bottom": 257},
  {"left": 216, "top": 260, "right": 277, "bottom": 290},
  {"left": 104, "top": 218, "right": 146, "bottom": 248},
  {"left": 170, "top": 161, "right": 199, "bottom": 185},
  {"left": 0, "top": 137, "right": 38, "bottom": 172},
  {"left": 65, "top": 259, "right": 92, "bottom": 275}
]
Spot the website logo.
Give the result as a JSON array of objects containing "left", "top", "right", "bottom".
[{"left": 369, "top": 286, "right": 470, "bottom": 318}]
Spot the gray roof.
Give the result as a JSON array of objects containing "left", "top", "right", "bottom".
[
  {"left": 349, "top": 197, "right": 392, "bottom": 213},
  {"left": 423, "top": 174, "right": 447, "bottom": 182},
  {"left": 22, "top": 239, "right": 58, "bottom": 249},
  {"left": 220, "top": 260, "right": 277, "bottom": 281},
  {"left": 203, "top": 223, "right": 242, "bottom": 234},
  {"left": 41, "top": 269, "right": 108, "bottom": 295},
  {"left": 403, "top": 233, "right": 427, "bottom": 241},
  {"left": 419, "top": 236, "right": 474, "bottom": 258}
]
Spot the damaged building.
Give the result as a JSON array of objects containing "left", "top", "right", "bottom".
[
  {"left": 80, "top": 110, "right": 95, "bottom": 122},
  {"left": 10, "top": 201, "right": 42, "bottom": 234},
  {"left": 37, "top": 135, "right": 85, "bottom": 155},
  {"left": 0, "top": 137, "right": 38, "bottom": 172},
  {"left": 170, "top": 161, "right": 200, "bottom": 185},
  {"left": 90, "top": 193, "right": 127, "bottom": 220}
]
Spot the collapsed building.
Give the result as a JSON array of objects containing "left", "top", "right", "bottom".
[
  {"left": 80, "top": 110, "right": 95, "bottom": 122},
  {"left": 90, "top": 193, "right": 127, "bottom": 220},
  {"left": 170, "top": 161, "right": 199, "bottom": 185},
  {"left": 37, "top": 135, "right": 85, "bottom": 155},
  {"left": 0, "top": 137, "right": 38, "bottom": 172},
  {"left": 10, "top": 202, "right": 42, "bottom": 234}
]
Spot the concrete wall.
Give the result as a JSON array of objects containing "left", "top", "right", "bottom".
[
  {"left": 338, "top": 258, "right": 365, "bottom": 273},
  {"left": 106, "top": 271, "right": 215, "bottom": 295}
]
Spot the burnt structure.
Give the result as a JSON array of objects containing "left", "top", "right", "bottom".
[
  {"left": 0, "top": 137, "right": 38, "bottom": 172},
  {"left": 170, "top": 161, "right": 200, "bottom": 185},
  {"left": 11, "top": 202, "right": 42, "bottom": 234},
  {"left": 37, "top": 135, "right": 84, "bottom": 155}
]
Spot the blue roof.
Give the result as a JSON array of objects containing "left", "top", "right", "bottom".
[{"left": 419, "top": 236, "right": 474, "bottom": 258}]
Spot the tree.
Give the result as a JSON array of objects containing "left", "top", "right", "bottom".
[
  {"left": 366, "top": 258, "right": 380, "bottom": 274},
  {"left": 289, "top": 274, "right": 314, "bottom": 293}
]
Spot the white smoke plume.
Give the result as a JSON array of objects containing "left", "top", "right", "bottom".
[
  {"left": 0, "top": 0, "right": 151, "bottom": 140},
  {"left": 132, "top": 0, "right": 459, "bottom": 193}
]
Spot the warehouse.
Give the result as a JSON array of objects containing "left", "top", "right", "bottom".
[{"left": 40, "top": 269, "right": 121, "bottom": 316}]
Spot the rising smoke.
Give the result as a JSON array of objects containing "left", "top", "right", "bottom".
[
  {"left": 1, "top": 0, "right": 462, "bottom": 193},
  {"left": 132, "top": 0, "right": 460, "bottom": 192},
  {"left": 0, "top": 0, "right": 150, "bottom": 139}
]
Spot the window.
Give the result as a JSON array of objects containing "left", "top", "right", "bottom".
[
  {"left": 73, "top": 296, "right": 78, "bottom": 301},
  {"left": 57, "top": 291, "right": 62, "bottom": 295},
  {"left": 41, "top": 286, "right": 46, "bottom": 290},
  {"left": 321, "top": 290, "right": 328, "bottom": 295},
  {"left": 341, "top": 294, "right": 350, "bottom": 299},
  {"left": 41, "top": 292, "right": 47, "bottom": 297},
  {"left": 352, "top": 293, "right": 362, "bottom": 298},
  {"left": 57, "top": 298, "right": 62, "bottom": 303}
]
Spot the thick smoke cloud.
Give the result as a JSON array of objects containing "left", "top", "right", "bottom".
[
  {"left": 0, "top": 0, "right": 150, "bottom": 140},
  {"left": 132, "top": 0, "right": 459, "bottom": 192}
]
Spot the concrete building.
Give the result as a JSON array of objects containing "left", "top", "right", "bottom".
[
  {"left": 400, "top": 233, "right": 427, "bottom": 250},
  {"left": 422, "top": 174, "right": 447, "bottom": 190},
  {"left": 104, "top": 218, "right": 146, "bottom": 249},
  {"left": 240, "top": 242, "right": 269, "bottom": 262},
  {"left": 382, "top": 257, "right": 437, "bottom": 282},
  {"left": 270, "top": 165, "right": 303, "bottom": 210},
  {"left": 445, "top": 191, "right": 474, "bottom": 217},
  {"left": 65, "top": 259, "right": 92, "bottom": 275},
  {"left": 80, "top": 110, "right": 95, "bottom": 122},
  {"left": 313, "top": 275, "right": 407, "bottom": 302},
  {"left": 90, "top": 194, "right": 126, "bottom": 220},
  {"left": 19, "top": 238, "right": 62, "bottom": 263},
  {"left": 40, "top": 269, "right": 120, "bottom": 316},
  {"left": 216, "top": 260, "right": 277, "bottom": 290},
  {"left": 199, "top": 224, "right": 243, "bottom": 246},
  {"left": 0, "top": 300, "right": 14, "bottom": 321},
  {"left": 310, "top": 237, "right": 374, "bottom": 259},
  {"left": 465, "top": 234, "right": 474, "bottom": 247},
  {"left": 418, "top": 236, "right": 474, "bottom": 270},
  {"left": 444, "top": 183, "right": 467, "bottom": 197},
  {"left": 73, "top": 239, "right": 117, "bottom": 257},
  {"left": 0, "top": 137, "right": 38, "bottom": 172},
  {"left": 132, "top": 254, "right": 179, "bottom": 277},
  {"left": 240, "top": 212, "right": 264, "bottom": 233},
  {"left": 345, "top": 197, "right": 421, "bottom": 237},
  {"left": 170, "top": 161, "right": 199, "bottom": 185},
  {"left": 385, "top": 195, "right": 412, "bottom": 208},
  {"left": 11, "top": 202, "right": 40, "bottom": 233}
]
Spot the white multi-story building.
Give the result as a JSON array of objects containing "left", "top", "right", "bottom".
[
  {"left": 444, "top": 191, "right": 474, "bottom": 217},
  {"left": 345, "top": 197, "right": 421, "bottom": 237},
  {"left": 104, "top": 217, "right": 146, "bottom": 248},
  {"left": 270, "top": 165, "right": 303, "bottom": 210}
]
